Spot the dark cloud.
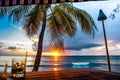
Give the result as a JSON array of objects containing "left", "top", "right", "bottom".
[{"left": 64, "top": 43, "right": 102, "bottom": 50}]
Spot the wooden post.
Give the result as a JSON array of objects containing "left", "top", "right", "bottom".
[
  {"left": 98, "top": 9, "right": 111, "bottom": 72},
  {"left": 102, "top": 20, "right": 111, "bottom": 72}
]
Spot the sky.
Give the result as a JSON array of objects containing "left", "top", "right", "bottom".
[
  {"left": 0, "top": 17, "right": 31, "bottom": 42},
  {"left": 0, "top": 0, "right": 120, "bottom": 55}
]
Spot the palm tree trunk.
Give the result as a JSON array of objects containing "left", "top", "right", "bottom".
[{"left": 32, "top": 4, "right": 47, "bottom": 71}]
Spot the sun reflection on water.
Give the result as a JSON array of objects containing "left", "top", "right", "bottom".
[
  {"left": 54, "top": 56, "right": 58, "bottom": 61},
  {"left": 52, "top": 52, "right": 60, "bottom": 71},
  {"left": 54, "top": 63, "right": 58, "bottom": 66},
  {"left": 54, "top": 67, "right": 58, "bottom": 71}
]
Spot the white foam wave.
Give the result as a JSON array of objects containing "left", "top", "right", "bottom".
[{"left": 72, "top": 62, "right": 89, "bottom": 65}]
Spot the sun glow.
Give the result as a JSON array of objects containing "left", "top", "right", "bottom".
[
  {"left": 53, "top": 52, "right": 60, "bottom": 56},
  {"left": 42, "top": 51, "right": 60, "bottom": 56},
  {"left": 54, "top": 67, "right": 58, "bottom": 71}
]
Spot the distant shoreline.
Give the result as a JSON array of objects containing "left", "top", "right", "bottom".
[
  {"left": 0, "top": 48, "right": 120, "bottom": 56},
  {"left": 0, "top": 48, "right": 36, "bottom": 56}
]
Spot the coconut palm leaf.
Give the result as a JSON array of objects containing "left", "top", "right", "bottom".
[
  {"left": 0, "top": 7, "right": 7, "bottom": 18},
  {"left": 0, "top": 6, "right": 12, "bottom": 18},
  {"left": 52, "top": 5, "right": 77, "bottom": 37},
  {"left": 8, "top": 5, "right": 31, "bottom": 23},
  {"left": 48, "top": 14, "right": 64, "bottom": 52},
  {"left": 23, "top": 5, "right": 43, "bottom": 37},
  {"left": 48, "top": 4, "right": 78, "bottom": 52},
  {"left": 59, "top": 3, "right": 97, "bottom": 36}
]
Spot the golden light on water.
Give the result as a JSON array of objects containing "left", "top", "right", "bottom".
[
  {"left": 42, "top": 50, "right": 61, "bottom": 71},
  {"left": 52, "top": 51, "right": 60, "bottom": 71},
  {"left": 54, "top": 64, "right": 58, "bottom": 66},
  {"left": 54, "top": 67, "right": 58, "bottom": 71},
  {"left": 52, "top": 52, "right": 60, "bottom": 62}
]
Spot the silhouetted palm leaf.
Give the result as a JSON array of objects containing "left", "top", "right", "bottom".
[
  {"left": 23, "top": 5, "right": 43, "bottom": 37},
  {"left": 59, "top": 3, "right": 97, "bottom": 36},
  {"left": 8, "top": 5, "right": 31, "bottom": 23},
  {"left": 0, "top": 7, "right": 12, "bottom": 18}
]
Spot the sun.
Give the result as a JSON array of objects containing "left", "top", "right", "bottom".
[
  {"left": 53, "top": 52, "right": 60, "bottom": 56},
  {"left": 52, "top": 52, "right": 60, "bottom": 61},
  {"left": 42, "top": 51, "right": 60, "bottom": 56}
]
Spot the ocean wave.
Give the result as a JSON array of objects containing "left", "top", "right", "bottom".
[
  {"left": 0, "top": 63, "right": 72, "bottom": 67},
  {"left": 0, "top": 62, "right": 119, "bottom": 68},
  {"left": 72, "top": 62, "right": 89, "bottom": 65}
]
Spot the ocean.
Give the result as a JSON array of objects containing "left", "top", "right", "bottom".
[{"left": 0, "top": 55, "right": 120, "bottom": 73}]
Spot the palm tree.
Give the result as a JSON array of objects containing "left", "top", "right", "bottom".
[{"left": 0, "top": 3, "right": 97, "bottom": 71}]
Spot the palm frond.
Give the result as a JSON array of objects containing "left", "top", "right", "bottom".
[
  {"left": 0, "top": 6, "right": 12, "bottom": 18},
  {"left": 47, "top": 14, "right": 64, "bottom": 52},
  {"left": 47, "top": 4, "right": 78, "bottom": 52},
  {"left": 52, "top": 5, "right": 77, "bottom": 37},
  {"left": 48, "top": 25, "right": 64, "bottom": 52},
  {"left": 59, "top": 3, "right": 97, "bottom": 37},
  {"left": 23, "top": 5, "right": 43, "bottom": 37},
  {"left": 8, "top": 5, "right": 31, "bottom": 23},
  {"left": 78, "top": 10, "right": 97, "bottom": 36},
  {"left": 50, "top": 34, "right": 64, "bottom": 53}
]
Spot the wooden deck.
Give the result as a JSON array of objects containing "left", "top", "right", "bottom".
[
  {"left": 0, "top": 69, "right": 120, "bottom": 80},
  {"left": 26, "top": 69, "right": 120, "bottom": 80}
]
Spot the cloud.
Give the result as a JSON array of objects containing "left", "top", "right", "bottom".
[
  {"left": 12, "top": 25, "right": 24, "bottom": 31},
  {"left": 64, "top": 43, "right": 102, "bottom": 50}
]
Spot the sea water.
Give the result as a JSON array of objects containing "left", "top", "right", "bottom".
[{"left": 0, "top": 56, "right": 120, "bottom": 73}]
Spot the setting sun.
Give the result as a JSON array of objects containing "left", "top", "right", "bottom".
[
  {"left": 53, "top": 52, "right": 60, "bottom": 56},
  {"left": 42, "top": 51, "right": 60, "bottom": 56}
]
